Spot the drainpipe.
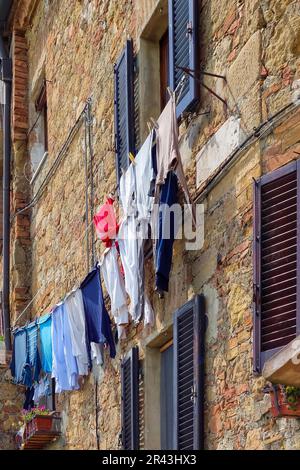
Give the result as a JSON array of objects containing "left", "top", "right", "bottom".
[{"left": 0, "top": 35, "right": 12, "bottom": 351}]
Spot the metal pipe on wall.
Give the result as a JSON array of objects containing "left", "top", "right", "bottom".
[{"left": 0, "top": 35, "right": 12, "bottom": 351}]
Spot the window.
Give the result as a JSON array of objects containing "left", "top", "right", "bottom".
[
  {"left": 114, "top": 0, "right": 199, "bottom": 177},
  {"left": 29, "top": 81, "right": 48, "bottom": 176},
  {"left": 253, "top": 160, "right": 300, "bottom": 373},
  {"left": 35, "top": 83, "right": 48, "bottom": 153},
  {"left": 160, "top": 29, "right": 169, "bottom": 111},
  {"left": 120, "top": 346, "right": 139, "bottom": 450},
  {"left": 144, "top": 295, "right": 205, "bottom": 450}
]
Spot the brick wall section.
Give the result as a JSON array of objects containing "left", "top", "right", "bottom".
[
  {"left": 12, "top": 30, "right": 28, "bottom": 143},
  {"left": 10, "top": 30, "right": 32, "bottom": 324}
]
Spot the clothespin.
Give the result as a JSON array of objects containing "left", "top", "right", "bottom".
[
  {"left": 129, "top": 152, "right": 136, "bottom": 165},
  {"left": 108, "top": 190, "right": 116, "bottom": 200},
  {"left": 99, "top": 246, "right": 112, "bottom": 265},
  {"left": 167, "top": 86, "right": 175, "bottom": 99},
  {"left": 150, "top": 117, "right": 158, "bottom": 129},
  {"left": 147, "top": 121, "right": 152, "bottom": 133}
]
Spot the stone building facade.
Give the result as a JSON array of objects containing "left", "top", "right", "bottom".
[{"left": 0, "top": 0, "right": 300, "bottom": 450}]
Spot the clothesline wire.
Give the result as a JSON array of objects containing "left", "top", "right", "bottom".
[
  {"left": 11, "top": 102, "right": 88, "bottom": 221},
  {"left": 12, "top": 80, "right": 206, "bottom": 330},
  {"left": 12, "top": 218, "right": 96, "bottom": 329}
]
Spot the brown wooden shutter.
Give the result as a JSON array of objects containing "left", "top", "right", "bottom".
[
  {"left": 121, "top": 346, "right": 139, "bottom": 450},
  {"left": 114, "top": 40, "right": 135, "bottom": 184},
  {"left": 253, "top": 160, "right": 300, "bottom": 373},
  {"left": 133, "top": 60, "right": 140, "bottom": 153},
  {"left": 173, "top": 295, "right": 206, "bottom": 450},
  {"left": 138, "top": 361, "right": 145, "bottom": 450},
  {"left": 169, "top": 0, "right": 198, "bottom": 117}
]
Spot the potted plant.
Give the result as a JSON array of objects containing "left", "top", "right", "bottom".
[
  {"left": 270, "top": 385, "right": 300, "bottom": 418},
  {"left": 21, "top": 406, "right": 53, "bottom": 432}
]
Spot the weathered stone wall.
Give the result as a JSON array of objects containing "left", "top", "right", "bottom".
[
  {"left": 0, "top": 366, "right": 24, "bottom": 450},
  {"left": 5, "top": 0, "right": 300, "bottom": 450}
]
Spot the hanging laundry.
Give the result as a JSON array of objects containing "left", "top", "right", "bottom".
[
  {"left": 33, "top": 374, "right": 52, "bottom": 404},
  {"left": 118, "top": 162, "right": 142, "bottom": 324},
  {"left": 23, "top": 386, "right": 34, "bottom": 410},
  {"left": 10, "top": 328, "right": 30, "bottom": 385},
  {"left": 80, "top": 265, "right": 116, "bottom": 360},
  {"left": 100, "top": 244, "right": 129, "bottom": 337},
  {"left": 52, "top": 303, "right": 79, "bottom": 393},
  {"left": 91, "top": 342, "right": 104, "bottom": 366},
  {"left": 93, "top": 196, "right": 119, "bottom": 248},
  {"left": 38, "top": 313, "right": 52, "bottom": 374},
  {"left": 155, "top": 171, "right": 179, "bottom": 293},
  {"left": 118, "top": 216, "right": 144, "bottom": 323},
  {"left": 144, "top": 295, "right": 155, "bottom": 327},
  {"left": 27, "top": 321, "right": 42, "bottom": 384},
  {"left": 134, "top": 130, "right": 156, "bottom": 222},
  {"left": 155, "top": 95, "right": 195, "bottom": 224},
  {"left": 118, "top": 138, "right": 156, "bottom": 326},
  {"left": 133, "top": 131, "right": 157, "bottom": 326},
  {"left": 119, "top": 163, "right": 136, "bottom": 218},
  {"left": 64, "top": 289, "right": 89, "bottom": 376}
]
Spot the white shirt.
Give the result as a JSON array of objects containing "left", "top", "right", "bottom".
[
  {"left": 100, "top": 245, "right": 129, "bottom": 328},
  {"left": 135, "top": 131, "right": 155, "bottom": 221},
  {"left": 119, "top": 164, "right": 136, "bottom": 218},
  {"left": 64, "top": 289, "right": 89, "bottom": 376},
  {"left": 118, "top": 216, "right": 143, "bottom": 323}
]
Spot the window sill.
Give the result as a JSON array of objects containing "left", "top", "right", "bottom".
[
  {"left": 30, "top": 151, "right": 48, "bottom": 185},
  {"left": 262, "top": 335, "right": 300, "bottom": 387}
]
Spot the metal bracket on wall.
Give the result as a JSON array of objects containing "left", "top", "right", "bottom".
[{"left": 176, "top": 66, "right": 227, "bottom": 107}]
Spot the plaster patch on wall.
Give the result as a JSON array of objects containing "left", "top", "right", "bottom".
[
  {"left": 196, "top": 116, "right": 246, "bottom": 188},
  {"left": 203, "top": 283, "right": 219, "bottom": 344}
]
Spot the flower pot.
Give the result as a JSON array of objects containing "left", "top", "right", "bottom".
[
  {"left": 34, "top": 415, "right": 53, "bottom": 432},
  {"left": 270, "top": 385, "right": 300, "bottom": 418}
]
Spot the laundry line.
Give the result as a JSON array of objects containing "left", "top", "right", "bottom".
[
  {"left": 12, "top": 81, "right": 191, "bottom": 330},
  {"left": 11, "top": 101, "right": 90, "bottom": 221},
  {"left": 12, "top": 217, "right": 98, "bottom": 329}
]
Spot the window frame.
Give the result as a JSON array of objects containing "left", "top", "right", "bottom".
[
  {"left": 159, "top": 29, "right": 169, "bottom": 111},
  {"left": 35, "top": 82, "right": 48, "bottom": 154}
]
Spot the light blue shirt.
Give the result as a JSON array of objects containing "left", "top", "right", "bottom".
[{"left": 52, "top": 303, "right": 79, "bottom": 393}]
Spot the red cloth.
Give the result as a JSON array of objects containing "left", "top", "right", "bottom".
[{"left": 93, "top": 197, "right": 119, "bottom": 247}]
